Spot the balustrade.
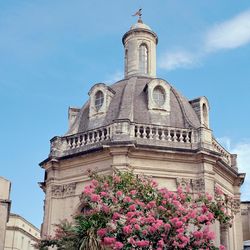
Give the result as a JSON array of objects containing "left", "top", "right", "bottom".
[
  {"left": 212, "top": 139, "right": 231, "bottom": 165},
  {"left": 134, "top": 124, "right": 193, "bottom": 143}
]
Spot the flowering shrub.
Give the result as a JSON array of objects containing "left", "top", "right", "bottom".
[{"left": 37, "top": 171, "right": 232, "bottom": 250}]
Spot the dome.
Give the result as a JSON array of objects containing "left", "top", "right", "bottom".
[
  {"left": 130, "top": 22, "right": 152, "bottom": 31},
  {"left": 67, "top": 76, "right": 201, "bottom": 135}
]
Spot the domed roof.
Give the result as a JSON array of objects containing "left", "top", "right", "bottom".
[
  {"left": 67, "top": 77, "right": 201, "bottom": 135},
  {"left": 130, "top": 21, "right": 152, "bottom": 31}
]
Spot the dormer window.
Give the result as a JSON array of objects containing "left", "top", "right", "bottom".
[
  {"left": 88, "top": 83, "right": 115, "bottom": 120},
  {"left": 147, "top": 79, "right": 170, "bottom": 113},
  {"left": 139, "top": 44, "right": 148, "bottom": 74},
  {"left": 95, "top": 91, "right": 104, "bottom": 111},
  {"left": 153, "top": 86, "right": 165, "bottom": 107}
]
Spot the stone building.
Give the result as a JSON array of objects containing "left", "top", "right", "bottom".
[
  {"left": 40, "top": 18, "right": 245, "bottom": 249},
  {"left": 4, "top": 213, "right": 40, "bottom": 250},
  {"left": 242, "top": 201, "right": 250, "bottom": 241},
  {"left": 0, "top": 177, "right": 11, "bottom": 250}
]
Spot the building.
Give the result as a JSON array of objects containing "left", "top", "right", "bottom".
[
  {"left": 4, "top": 213, "right": 40, "bottom": 250},
  {"left": 40, "top": 17, "right": 245, "bottom": 249},
  {"left": 0, "top": 177, "right": 11, "bottom": 250},
  {"left": 242, "top": 202, "right": 250, "bottom": 241}
]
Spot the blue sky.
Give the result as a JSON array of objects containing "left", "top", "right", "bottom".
[{"left": 0, "top": 1, "right": 250, "bottom": 229}]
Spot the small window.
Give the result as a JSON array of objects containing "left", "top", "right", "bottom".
[
  {"left": 94, "top": 91, "right": 104, "bottom": 111},
  {"left": 153, "top": 86, "right": 165, "bottom": 107}
]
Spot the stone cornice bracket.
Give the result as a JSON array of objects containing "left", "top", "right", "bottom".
[{"left": 234, "top": 173, "right": 245, "bottom": 186}]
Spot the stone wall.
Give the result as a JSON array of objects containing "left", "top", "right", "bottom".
[{"left": 0, "top": 177, "right": 11, "bottom": 250}]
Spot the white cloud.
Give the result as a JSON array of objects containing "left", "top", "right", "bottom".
[
  {"left": 205, "top": 10, "right": 250, "bottom": 51},
  {"left": 217, "top": 137, "right": 250, "bottom": 201},
  {"left": 159, "top": 50, "right": 198, "bottom": 71},
  {"left": 159, "top": 9, "right": 250, "bottom": 71},
  {"left": 105, "top": 70, "right": 123, "bottom": 83}
]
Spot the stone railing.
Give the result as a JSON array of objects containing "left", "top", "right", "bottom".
[
  {"left": 212, "top": 138, "right": 231, "bottom": 165},
  {"left": 52, "top": 122, "right": 196, "bottom": 154},
  {"left": 65, "top": 125, "right": 113, "bottom": 149},
  {"left": 51, "top": 122, "right": 231, "bottom": 168},
  {"left": 134, "top": 123, "right": 194, "bottom": 143}
]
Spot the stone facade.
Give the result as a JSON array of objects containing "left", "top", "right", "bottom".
[
  {"left": 4, "top": 214, "right": 40, "bottom": 250},
  {"left": 0, "top": 177, "right": 11, "bottom": 250},
  {"left": 242, "top": 201, "right": 250, "bottom": 241},
  {"left": 40, "top": 18, "right": 246, "bottom": 250}
]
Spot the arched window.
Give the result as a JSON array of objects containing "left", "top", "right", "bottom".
[
  {"left": 125, "top": 49, "right": 128, "bottom": 74},
  {"left": 202, "top": 103, "right": 208, "bottom": 127},
  {"left": 94, "top": 91, "right": 104, "bottom": 111},
  {"left": 153, "top": 86, "right": 165, "bottom": 107},
  {"left": 139, "top": 44, "right": 148, "bottom": 74}
]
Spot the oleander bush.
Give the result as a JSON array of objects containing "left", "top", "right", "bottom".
[{"left": 37, "top": 170, "right": 231, "bottom": 250}]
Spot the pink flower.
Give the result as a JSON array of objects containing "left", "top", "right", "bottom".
[
  {"left": 135, "top": 240, "right": 150, "bottom": 247},
  {"left": 130, "top": 190, "right": 137, "bottom": 195},
  {"left": 158, "top": 239, "right": 164, "bottom": 247},
  {"left": 91, "top": 179, "right": 99, "bottom": 186},
  {"left": 129, "top": 204, "right": 137, "bottom": 211},
  {"left": 134, "top": 224, "right": 140, "bottom": 230},
  {"left": 113, "top": 175, "right": 121, "bottom": 183},
  {"left": 123, "top": 225, "right": 132, "bottom": 234},
  {"left": 103, "top": 237, "right": 116, "bottom": 245},
  {"left": 114, "top": 241, "right": 124, "bottom": 249},
  {"left": 116, "top": 190, "right": 123, "bottom": 197},
  {"left": 147, "top": 200, "right": 156, "bottom": 209},
  {"left": 193, "top": 231, "right": 203, "bottom": 239},
  {"left": 90, "top": 194, "right": 100, "bottom": 202},
  {"left": 102, "top": 204, "right": 110, "bottom": 213},
  {"left": 112, "top": 212, "right": 121, "bottom": 220},
  {"left": 123, "top": 196, "right": 132, "bottom": 203},
  {"left": 97, "top": 228, "right": 107, "bottom": 237},
  {"left": 100, "top": 191, "right": 108, "bottom": 197},
  {"left": 219, "top": 245, "right": 226, "bottom": 250}
]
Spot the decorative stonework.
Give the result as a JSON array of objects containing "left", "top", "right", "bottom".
[
  {"left": 51, "top": 183, "right": 76, "bottom": 198},
  {"left": 232, "top": 198, "right": 241, "bottom": 213},
  {"left": 176, "top": 178, "right": 191, "bottom": 190},
  {"left": 191, "top": 178, "right": 205, "bottom": 193},
  {"left": 241, "top": 209, "right": 248, "bottom": 216}
]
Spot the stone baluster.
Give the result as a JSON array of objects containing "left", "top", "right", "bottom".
[
  {"left": 161, "top": 129, "right": 165, "bottom": 141},
  {"left": 136, "top": 126, "right": 140, "bottom": 138},
  {"left": 179, "top": 130, "right": 184, "bottom": 143},
  {"left": 186, "top": 132, "right": 190, "bottom": 143},
  {"left": 155, "top": 127, "right": 159, "bottom": 140},
  {"left": 86, "top": 133, "right": 90, "bottom": 144},
  {"left": 173, "top": 130, "right": 178, "bottom": 142},
  {"left": 142, "top": 126, "right": 147, "bottom": 139},
  {"left": 91, "top": 132, "right": 95, "bottom": 143},
  {"left": 96, "top": 131, "right": 100, "bottom": 142},
  {"left": 76, "top": 136, "right": 80, "bottom": 147},
  {"left": 149, "top": 126, "right": 153, "bottom": 139},
  {"left": 167, "top": 129, "right": 172, "bottom": 141},
  {"left": 101, "top": 129, "right": 105, "bottom": 141},
  {"left": 72, "top": 137, "right": 77, "bottom": 148}
]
